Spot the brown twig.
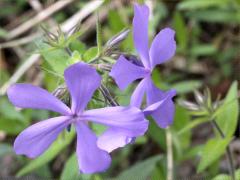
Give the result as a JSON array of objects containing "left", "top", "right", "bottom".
[{"left": 7, "top": 0, "right": 75, "bottom": 39}]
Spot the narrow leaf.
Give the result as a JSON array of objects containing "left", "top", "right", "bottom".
[
  {"left": 215, "top": 81, "right": 239, "bottom": 137},
  {"left": 113, "top": 155, "right": 162, "bottom": 180},
  {"left": 197, "top": 137, "right": 232, "bottom": 173},
  {"left": 60, "top": 153, "right": 91, "bottom": 180}
]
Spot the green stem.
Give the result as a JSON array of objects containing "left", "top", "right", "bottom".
[
  {"left": 65, "top": 47, "right": 72, "bottom": 56},
  {"left": 211, "top": 120, "right": 235, "bottom": 180},
  {"left": 166, "top": 128, "right": 173, "bottom": 180}
]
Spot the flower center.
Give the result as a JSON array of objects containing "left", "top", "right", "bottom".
[{"left": 144, "top": 68, "right": 152, "bottom": 77}]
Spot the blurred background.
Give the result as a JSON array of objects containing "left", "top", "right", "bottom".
[{"left": 0, "top": 0, "right": 239, "bottom": 179}]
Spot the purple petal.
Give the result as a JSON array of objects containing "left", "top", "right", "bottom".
[
  {"left": 7, "top": 84, "right": 71, "bottom": 115},
  {"left": 130, "top": 77, "right": 148, "bottom": 108},
  {"left": 97, "top": 128, "right": 133, "bottom": 153},
  {"left": 150, "top": 96, "right": 175, "bottom": 128},
  {"left": 133, "top": 4, "right": 150, "bottom": 68},
  {"left": 145, "top": 78, "right": 176, "bottom": 128},
  {"left": 64, "top": 62, "right": 101, "bottom": 115},
  {"left": 143, "top": 100, "right": 166, "bottom": 116},
  {"left": 110, "top": 55, "right": 149, "bottom": 90},
  {"left": 149, "top": 28, "right": 176, "bottom": 69},
  {"left": 75, "top": 121, "right": 111, "bottom": 173},
  {"left": 14, "top": 116, "right": 70, "bottom": 158},
  {"left": 82, "top": 106, "right": 148, "bottom": 137}
]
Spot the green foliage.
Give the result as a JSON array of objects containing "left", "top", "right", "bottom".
[
  {"left": 197, "top": 137, "right": 232, "bottom": 173},
  {"left": 83, "top": 47, "right": 98, "bottom": 62},
  {"left": 215, "top": 81, "right": 239, "bottom": 137},
  {"left": 173, "top": 11, "right": 188, "bottom": 52},
  {"left": 113, "top": 155, "right": 162, "bottom": 180},
  {"left": 190, "top": 44, "right": 217, "bottom": 56},
  {"left": 171, "top": 106, "right": 191, "bottom": 155},
  {"left": 61, "top": 153, "right": 91, "bottom": 180},
  {"left": 0, "top": 98, "right": 28, "bottom": 135},
  {"left": 178, "top": 0, "right": 230, "bottom": 10},
  {"left": 213, "top": 169, "right": 240, "bottom": 180},
  {"left": 37, "top": 42, "right": 70, "bottom": 75},
  {"left": 177, "top": 117, "right": 208, "bottom": 136},
  {"left": 148, "top": 119, "right": 166, "bottom": 150},
  {"left": 171, "top": 80, "right": 202, "bottom": 94},
  {"left": 186, "top": 10, "right": 240, "bottom": 23},
  {"left": 67, "top": 51, "right": 82, "bottom": 65},
  {"left": 69, "top": 40, "right": 86, "bottom": 53}
]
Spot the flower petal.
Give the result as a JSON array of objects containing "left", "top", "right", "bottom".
[
  {"left": 14, "top": 116, "right": 70, "bottom": 158},
  {"left": 130, "top": 77, "right": 148, "bottom": 108},
  {"left": 7, "top": 84, "right": 71, "bottom": 115},
  {"left": 64, "top": 62, "right": 101, "bottom": 114},
  {"left": 143, "top": 99, "right": 166, "bottom": 116},
  {"left": 75, "top": 121, "right": 111, "bottom": 173},
  {"left": 110, "top": 55, "right": 149, "bottom": 90},
  {"left": 97, "top": 128, "right": 133, "bottom": 153},
  {"left": 149, "top": 28, "right": 176, "bottom": 69},
  {"left": 145, "top": 78, "right": 176, "bottom": 128},
  {"left": 150, "top": 96, "right": 175, "bottom": 128},
  {"left": 133, "top": 3, "right": 150, "bottom": 68},
  {"left": 82, "top": 106, "right": 148, "bottom": 137}
]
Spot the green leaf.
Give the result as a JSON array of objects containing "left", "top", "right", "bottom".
[
  {"left": 186, "top": 10, "right": 240, "bottom": 23},
  {"left": 83, "top": 47, "right": 98, "bottom": 62},
  {"left": 148, "top": 119, "right": 166, "bottom": 150},
  {"left": 60, "top": 153, "right": 91, "bottom": 180},
  {"left": 91, "top": 123, "right": 107, "bottom": 136},
  {"left": 17, "top": 130, "right": 75, "bottom": 177},
  {"left": 213, "top": 174, "right": 231, "bottom": 180},
  {"left": 173, "top": 11, "right": 188, "bottom": 51},
  {"left": 179, "top": 145, "right": 203, "bottom": 161},
  {"left": 67, "top": 51, "right": 81, "bottom": 65},
  {"left": 69, "top": 40, "right": 86, "bottom": 54},
  {"left": 172, "top": 106, "right": 191, "bottom": 150},
  {"left": 171, "top": 80, "right": 202, "bottom": 94},
  {"left": 0, "top": 98, "right": 28, "bottom": 135},
  {"left": 212, "top": 169, "right": 240, "bottom": 180},
  {"left": 37, "top": 42, "right": 69, "bottom": 75},
  {"left": 0, "top": 118, "right": 27, "bottom": 135},
  {"left": 215, "top": 81, "right": 239, "bottom": 137},
  {"left": 0, "top": 98, "right": 24, "bottom": 120},
  {"left": 178, "top": 0, "right": 229, "bottom": 10},
  {"left": 190, "top": 44, "right": 217, "bottom": 56},
  {"left": 177, "top": 117, "right": 209, "bottom": 136},
  {"left": 108, "top": 10, "right": 125, "bottom": 34},
  {"left": 197, "top": 137, "right": 232, "bottom": 173},
  {"left": 113, "top": 155, "right": 162, "bottom": 180}
]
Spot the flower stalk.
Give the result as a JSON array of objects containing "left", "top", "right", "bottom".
[
  {"left": 211, "top": 120, "right": 235, "bottom": 180},
  {"left": 166, "top": 128, "right": 173, "bottom": 180}
]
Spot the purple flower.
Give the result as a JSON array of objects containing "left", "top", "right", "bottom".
[
  {"left": 110, "top": 4, "right": 176, "bottom": 128},
  {"left": 7, "top": 62, "right": 148, "bottom": 173}
]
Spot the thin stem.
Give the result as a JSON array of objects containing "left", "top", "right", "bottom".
[
  {"left": 65, "top": 47, "right": 72, "bottom": 56},
  {"left": 99, "top": 84, "right": 119, "bottom": 106},
  {"left": 211, "top": 120, "right": 235, "bottom": 180},
  {"left": 166, "top": 128, "right": 173, "bottom": 180}
]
